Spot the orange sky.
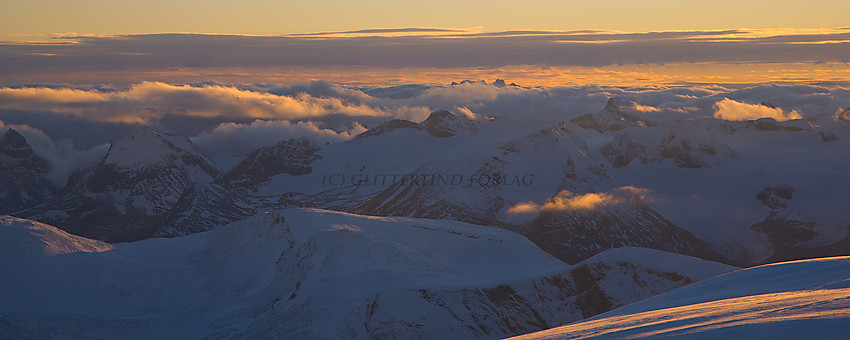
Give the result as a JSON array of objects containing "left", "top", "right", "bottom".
[
  {"left": 2, "top": 1, "right": 849, "bottom": 86},
  {"left": 3, "top": 0, "right": 850, "bottom": 41}
]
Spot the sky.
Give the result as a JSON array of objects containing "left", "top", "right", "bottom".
[
  {"left": 4, "top": 0, "right": 850, "bottom": 38},
  {"left": 1, "top": 1, "right": 849, "bottom": 86},
  {"left": 2, "top": 0, "right": 850, "bottom": 181}
]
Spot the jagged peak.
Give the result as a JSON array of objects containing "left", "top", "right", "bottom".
[
  {"left": 836, "top": 107, "right": 850, "bottom": 123},
  {"left": 451, "top": 79, "right": 488, "bottom": 86},
  {"left": 1, "top": 128, "right": 29, "bottom": 148},
  {"left": 571, "top": 98, "right": 656, "bottom": 133},
  {"left": 354, "top": 110, "right": 492, "bottom": 140},
  {"left": 502, "top": 121, "right": 591, "bottom": 157},
  {"left": 219, "top": 137, "right": 322, "bottom": 188},
  {"left": 604, "top": 97, "right": 626, "bottom": 113},
  {"left": 351, "top": 119, "right": 420, "bottom": 140},
  {"left": 0, "top": 128, "right": 36, "bottom": 159},
  {"left": 601, "top": 122, "right": 735, "bottom": 168}
]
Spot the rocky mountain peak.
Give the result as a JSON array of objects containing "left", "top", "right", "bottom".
[
  {"left": 0, "top": 128, "right": 35, "bottom": 158},
  {"left": 221, "top": 138, "right": 322, "bottom": 189},
  {"left": 836, "top": 107, "right": 850, "bottom": 123},
  {"left": 0, "top": 129, "right": 57, "bottom": 214},
  {"left": 354, "top": 110, "right": 490, "bottom": 140},
  {"left": 351, "top": 119, "right": 419, "bottom": 140},
  {"left": 571, "top": 98, "right": 656, "bottom": 133},
  {"left": 604, "top": 97, "right": 627, "bottom": 113},
  {"left": 2, "top": 128, "right": 28, "bottom": 148},
  {"left": 601, "top": 123, "right": 735, "bottom": 168}
]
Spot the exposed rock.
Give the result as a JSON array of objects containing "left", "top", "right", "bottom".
[
  {"left": 0, "top": 129, "right": 58, "bottom": 214},
  {"left": 836, "top": 108, "right": 850, "bottom": 123},
  {"left": 756, "top": 185, "right": 794, "bottom": 210},
  {"left": 570, "top": 98, "right": 656, "bottom": 133},
  {"left": 523, "top": 188, "right": 724, "bottom": 265},
  {"left": 354, "top": 110, "right": 490, "bottom": 140},
  {"left": 220, "top": 138, "right": 321, "bottom": 190},
  {"left": 16, "top": 128, "right": 253, "bottom": 242},
  {"left": 601, "top": 123, "right": 735, "bottom": 168}
]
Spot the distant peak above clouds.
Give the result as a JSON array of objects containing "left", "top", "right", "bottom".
[
  {"left": 353, "top": 109, "right": 493, "bottom": 140},
  {"left": 1, "top": 129, "right": 33, "bottom": 157}
]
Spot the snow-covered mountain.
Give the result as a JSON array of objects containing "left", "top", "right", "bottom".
[
  {"left": 837, "top": 107, "right": 850, "bottom": 123},
  {"left": 600, "top": 122, "right": 736, "bottom": 168},
  {"left": 584, "top": 110, "right": 850, "bottom": 265},
  {"left": 0, "top": 212, "right": 733, "bottom": 339},
  {"left": 3, "top": 84, "right": 850, "bottom": 338},
  {"left": 570, "top": 98, "right": 656, "bottom": 133},
  {"left": 509, "top": 255, "right": 850, "bottom": 339},
  {"left": 219, "top": 137, "right": 322, "bottom": 189},
  {"left": 235, "top": 114, "right": 720, "bottom": 265},
  {"left": 352, "top": 121, "right": 593, "bottom": 227},
  {"left": 523, "top": 186, "right": 723, "bottom": 265},
  {"left": 16, "top": 127, "right": 254, "bottom": 242},
  {"left": 353, "top": 109, "right": 490, "bottom": 140},
  {"left": 0, "top": 129, "right": 58, "bottom": 214},
  {"left": 9, "top": 98, "right": 848, "bottom": 266},
  {"left": 350, "top": 119, "right": 723, "bottom": 264}
]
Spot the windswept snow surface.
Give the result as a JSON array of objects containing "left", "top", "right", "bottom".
[
  {"left": 0, "top": 209, "right": 567, "bottom": 338},
  {"left": 509, "top": 256, "right": 850, "bottom": 339},
  {"left": 0, "top": 212, "right": 736, "bottom": 339}
]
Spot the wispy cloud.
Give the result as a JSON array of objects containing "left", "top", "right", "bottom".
[
  {"left": 289, "top": 27, "right": 478, "bottom": 38},
  {"left": 0, "top": 82, "right": 425, "bottom": 123}
]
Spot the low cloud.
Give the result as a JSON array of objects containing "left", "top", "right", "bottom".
[
  {"left": 617, "top": 185, "right": 656, "bottom": 203},
  {"left": 0, "top": 82, "right": 401, "bottom": 124},
  {"left": 506, "top": 201, "right": 543, "bottom": 215},
  {"left": 1, "top": 121, "right": 108, "bottom": 185},
  {"left": 544, "top": 191, "right": 622, "bottom": 211},
  {"left": 629, "top": 103, "right": 661, "bottom": 113},
  {"left": 713, "top": 98, "right": 803, "bottom": 121},
  {"left": 2, "top": 81, "right": 849, "bottom": 174},
  {"left": 507, "top": 190, "right": 624, "bottom": 215},
  {"left": 192, "top": 119, "right": 367, "bottom": 169}
]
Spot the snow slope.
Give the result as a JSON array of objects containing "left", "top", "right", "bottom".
[
  {"left": 0, "top": 212, "right": 734, "bottom": 339},
  {"left": 509, "top": 256, "right": 850, "bottom": 339}
]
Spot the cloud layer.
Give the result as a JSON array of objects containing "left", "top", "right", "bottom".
[
  {"left": 2, "top": 28, "right": 850, "bottom": 85},
  {"left": 0, "top": 82, "right": 423, "bottom": 124},
  {"left": 3, "top": 81, "right": 850, "bottom": 178},
  {"left": 192, "top": 120, "right": 367, "bottom": 169}
]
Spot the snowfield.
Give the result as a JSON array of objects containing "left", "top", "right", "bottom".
[
  {"left": 509, "top": 256, "right": 850, "bottom": 339},
  {"left": 0, "top": 211, "right": 733, "bottom": 339}
]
